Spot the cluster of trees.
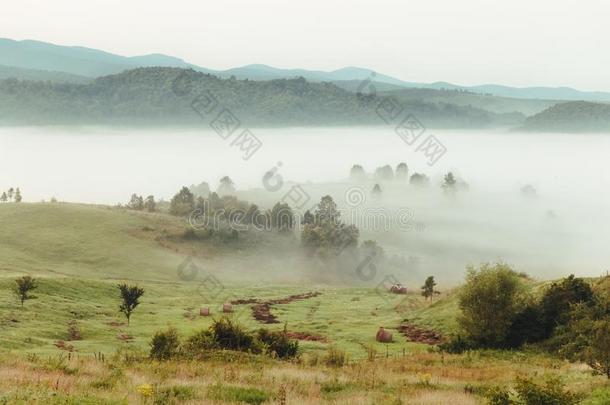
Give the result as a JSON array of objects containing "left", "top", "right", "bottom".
[
  {"left": 301, "top": 195, "right": 359, "bottom": 259},
  {"left": 351, "top": 163, "right": 415, "bottom": 183},
  {"left": 350, "top": 163, "right": 468, "bottom": 195},
  {"left": 448, "top": 263, "right": 610, "bottom": 378},
  {"left": 150, "top": 318, "right": 299, "bottom": 361},
  {"left": 126, "top": 194, "right": 156, "bottom": 212},
  {"left": 0, "top": 187, "right": 22, "bottom": 203},
  {"left": 170, "top": 185, "right": 295, "bottom": 233}
]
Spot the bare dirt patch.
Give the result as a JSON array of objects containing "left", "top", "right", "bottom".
[
  {"left": 231, "top": 292, "right": 322, "bottom": 324},
  {"left": 398, "top": 323, "right": 445, "bottom": 345}
]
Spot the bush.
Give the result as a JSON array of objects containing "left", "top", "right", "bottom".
[
  {"left": 182, "top": 329, "right": 216, "bottom": 357},
  {"left": 458, "top": 262, "right": 525, "bottom": 348},
  {"left": 538, "top": 275, "right": 594, "bottom": 338},
  {"left": 439, "top": 334, "right": 476, "bottom": 354},
  {"left": 324, "top": 346, "right": 347, "bottom": 367},
  {"left": 483, "top": 386, "right": 511, "bottom": 405},
  {"left": 514, "top": 375, "right": 581, "bottom": 405},
  {"left": 257, "top": 328, "right": 299, "bottom": 359},
  {"left": 212, "top": 318, "right": 262, "bottom": 354},
  {"left": 149, "top": 327, "right": 180, "bottom": 360},
  {"left": 505, "top": 305, "right": 546, "bottom": 347}
]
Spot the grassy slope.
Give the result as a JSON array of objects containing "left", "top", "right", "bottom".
[
  {"left": 0, "top": 203, "right": 442, "bottom": 359},
  {"left": 0, "top": 203, "right": 608, "bottom": 403},
  {"left": 0, "top": 203, "right": 183, "bottom": 281}
]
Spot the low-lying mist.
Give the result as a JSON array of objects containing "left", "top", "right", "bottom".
[{"left": 1, "top": 126, "right": 608, "bottom": 286}]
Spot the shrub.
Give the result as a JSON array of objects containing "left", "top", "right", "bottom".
[
  {"left": 553, "top": 295, "right": 610, "bottom": 378},
  {"left": 257, "top": 328, "right": 299, "bottom": 359},
  {"left": 538, "top": 274, "right": 594, "bottom": 338},
  {"left": 182, "top": 329, "right": 216, "bottom": 357},
  {"left": 458, "top": 262, "right": 525, "bottom": 348},
  {"left": 207, "top": 384, "right": 272, "bottom": 405},
  {"left": 514, "top": 375, "right": 581, "bottom": 405},
  {"left": 212, "top": 318, "right": 262, "bottom": 354},
  {"left": 505, "top": 305, "right": 546, "bottom": 347},
  {"left": 149, "top": 327, "right": 180, "bottom": 360},
  {"left": 324, "top": 346, "right": 347, "bottom": 367},
  {"left": 439, "top": 334, "right": 476, "bottom": 354},
  {"left": 154, "top": 385, "right": 196, "bottom": 404},
  {"left": 483, "top": 386, "right": 511, "bottom": 405}
]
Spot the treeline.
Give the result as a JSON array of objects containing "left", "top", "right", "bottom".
[
  {"left": 443, "top": 263, "right": 610, "bottom": 379},
  {"left": 350, "top": 162, "right": 468, "bottom": 195},
  {"left": 521, "top": 101, "right": 610, "bottom": 132},
  {"left": 0, "top": 67, "right": 523, "bottom": 128}
]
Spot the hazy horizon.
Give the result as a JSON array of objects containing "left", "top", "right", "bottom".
[{"left": 2, "top": 0, "right": 609, "bottom": 92}]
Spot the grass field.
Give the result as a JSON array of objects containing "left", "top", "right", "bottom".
[{"left": 0, "top": 203, "right": 608, "bottom": 404}]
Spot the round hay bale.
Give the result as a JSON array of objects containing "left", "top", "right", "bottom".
[
  {"left": 222, "top": 303, "right": 233, "bottom": 313},
  {"left": 376, "top": 327, "right": 393, "bottom": 343},
  {"left": 200, "top": 307, "right": 210, "bottom": 316}
]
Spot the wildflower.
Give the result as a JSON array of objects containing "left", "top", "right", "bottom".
[{"left": 137, "top": 383, "right": 154, "bottom": 397}]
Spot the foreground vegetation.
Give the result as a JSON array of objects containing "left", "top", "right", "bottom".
[{"left": 1, "top": 346, "right": 609, "bottom": 404}]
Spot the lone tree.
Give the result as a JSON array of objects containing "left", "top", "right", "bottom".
[
  {"left": 421, "top": 276, "right": 437, "bottom": 301},
  {"left": 118, "top": 284, "right": 145, "bottom": 325},
  {"left": 14, "top": 188, "right": 22, "bottom": 203},
  {"left": 127, "top": 193, "right": 144, "bottom": 210},
  {"left": 410, "top": 173, "right": 429, "bottom": 187},
  {"left": 218, "top": 176, "right": 236, "bottom": 196},
  {"left": 372, "top": 183, "right": 382, "bottom": 196},
  {"left": 144, "top": 195, "right": 156, "bottom": 212},
  {"left": 395, "top": 162, "right": 409, "bottom": 181},
  {"left": 349, "top": 164, "right": 366, "bottom": 182},
  {"left": 442, "top": 172, "right": 457, "bottom": 194},
  {"left": 13, "top": 276, "right": 37, "bottom": 307},
  {"left": 169, "top": 186, "right": 195, "bottom": 216}
]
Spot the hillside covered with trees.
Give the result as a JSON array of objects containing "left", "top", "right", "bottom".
[
  {"left": 0, "top": 67, "right": 524, "bottom": 128},
  {"left": 521, "top": 101, "right": 610, "bottom": 132}
]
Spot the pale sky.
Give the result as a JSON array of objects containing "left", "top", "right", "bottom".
[{"left": 2, "top": 0, "right": 608, "bottom": 91}]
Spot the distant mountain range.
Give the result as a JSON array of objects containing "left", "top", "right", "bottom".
[{"left": 2, "top": 38, "right": 610, "bottom": 102}]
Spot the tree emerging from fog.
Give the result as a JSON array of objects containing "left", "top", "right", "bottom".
[{"left": 301, "top": 195, "right": 359, "bottom": 258}]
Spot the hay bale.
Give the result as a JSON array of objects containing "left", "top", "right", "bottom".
[
  {"left": 222, "top": 303, "right": 233, "bottom": 313},
  {"left": 200, "top": 307, "right": 210, "bottom": 316},
  {"left": 376, "top": 327, "right": 393, "bottom": 343},
  {"left": 390, "top": 284, "right": 407, "bottom": 294}
]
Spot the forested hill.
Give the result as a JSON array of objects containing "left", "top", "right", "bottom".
[
  {"left": 521, "top": 101, "right": 610, "bottom": 132},
  {"left": 0, "top": 67, "right": 523, "bottom": 128}
]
